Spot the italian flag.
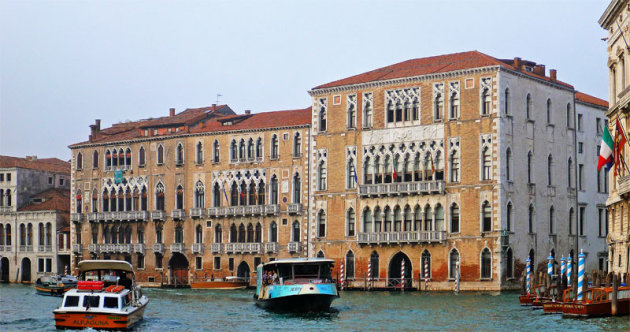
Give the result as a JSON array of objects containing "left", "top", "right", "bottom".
[{"left": 598, "top": 127, "right": 614, "bottom": 171}]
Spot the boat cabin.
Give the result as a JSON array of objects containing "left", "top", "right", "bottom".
[
  {"left": 60, "top": 288, "right": 134, "bottom": 312},
  {"left": 258, "top": 258, "right": 334, "bottom": 285}
]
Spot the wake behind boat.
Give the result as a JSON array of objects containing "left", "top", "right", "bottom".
[
  {"left": 53, "top": 260, "right": 148, "bottom": 330},
  {"left": 254, "top": 258, "right": 339, "bottom": 312}
]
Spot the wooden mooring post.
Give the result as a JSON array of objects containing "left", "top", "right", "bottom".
[{"left": 611, "top": 273, "right": 619, "bottom": 316}]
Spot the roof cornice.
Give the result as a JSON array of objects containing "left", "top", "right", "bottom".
[
  {"left": 599, "top": 0, "right": 626, "bottom": 28},
  {"left": 69, "top": 124, "right": 311, "bottom": 150}
]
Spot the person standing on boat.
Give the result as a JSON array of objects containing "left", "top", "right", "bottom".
[{"left": 119, "top": 272, "right": 132, "bottom": 290}]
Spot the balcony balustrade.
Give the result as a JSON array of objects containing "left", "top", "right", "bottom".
[
  {"left": 0, "top": 245, "right": 8, "bottom": 251},
  {"left": 190, "top": 208, "right": 205, "bottom": 218},
  {"left": 72, "top": 244, "right": 82, "bottom": 253},
  {"left": 151, "top": 210, "right": 166, "bottom": 221},
  {"left": 210, "top": 243, "right": 222, "bottom": 253},
  {"left": 71, "top": 213, "right": 83, "bottom": 223},
  {"left": 171, "top": 209, "right": 185, "bottom": 220},
  {"left": 264, "top": 242, "right": 279, "bottom": 254},
  {"left": 87, "top": 212, "right": 98, "bottom": 222},
  {"left": 153, "top": 243, "right": 165, "bottom": 254},
  {"left": 358, "top": 180, "right": 445, "bottom": 198},
  {"left": 38, "top": 245, "right": 45, "bottom": 252},
  {"left": 288, "top": 242, "right": 301, "bottom": 253},
  {"left": 133, "top": 243, "right": 145, "bottom": 253},
  {"left": 224, "top": 242, "right": 262, "bottom": 254},
  {"left": 207, "top": 204, "right": 279, "bottom": 218},
  {"left": 88, "top": 244, "right": 100, "bottom": 253},
  {"left": 357, "top": 230, "right": 446, "bottom": 245},
  {"left": 117, "top": 243, "right": 132, "bottom": 254},
  {"left": 287, "top": 204, "right": 302, "bottom": 215},
  {"left": 0, "top": 206, "right": 13, "bottom": 213},
  {"left": 133, "top": 211, "right": 149, "bottom": 221},
  {"left": 170, "top": 243, "right": 185, "bottom": 253},
  {"left": 45, "top": 245, "right": 52, "bottom": 252},
  {"left": 192, "top": 243, "right": 204, "bottom": 254}
]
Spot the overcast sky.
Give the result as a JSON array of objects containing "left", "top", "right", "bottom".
[{"left": 0, "top": 0, "right": 611, "bottom": 160}]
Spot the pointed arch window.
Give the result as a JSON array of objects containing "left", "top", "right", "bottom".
[
  {"left": 230, "top": 140, "right": 237, "bottom": 162},
  {"left": 506, "top": 148, "right": 512, "bottom": 181},
  {"left": 213, "top": 140, "right": 220, "bottom": 163},
  {"left": 506, "top": 248, "right": 514, "bottom": 279},
  {"left": 482, "top": 201, "right": 492, "bottom": 232},
  {"left": 319, "top": 101, "right": 327, "bottom": 132},
  {"left": 504, "top": 88, "right": 510, "bottom": 115},
  {"left": 255, "top": 137, "right": 263, "bottom": 160},
  {"left": 547, "top": 154, "right": 553, "bottom": 186},
  {"left": 196, "top": 142, "right": 203, "bottom": 164},
  {"left": 481, "top": 248, "right": 492, "bottom": 279},
  {"left": 175, "top": 225, "right": 183, "bottom": 244},
  {"left": 92, "top": 150, "right": 99, "bottom": 169},
  {"left": 363, "top": 157, "right": 373, "bottom": 185},
  {"left": 112, "top": 150, "right": 118, "bottom": 167},
  {"left": 195, "top": 181, "right": 205, "bottom": 209},
  {"left": 248, "top": 182, "right": 256, "bottom": 205},
  {"left": 230, "top": 183, "right": 238, "bottom": 207},
  {"left": 506, "top": 202, "right": 513, "bottom": 232},
  {"left": 566, "top": 103, "right": 573, "bottom": 128},
  {"left": 125, "top": 188, "right": 131, "bottom": 211},
  {"left": 384, "top": 206, "right": 393, "bottom": 232},
  {"left": 317, "top": 210, "right": 326, "bottom": 237},
  {"left": 125, "top": 148, "right": 131, "bottom": 167},
  {"left": 450, "top": 151, "right": 460, "bottom": 182},
  {"left": 317, "top": 160, "right": 327, "bottom": 190},
  {"left": 414, "top": 205, "right": 421, "bottom": 231},
  {"left": 449, "top": 88, "right": 460, "bottom": 119},
  {"left": 140, "top": 187, "right": 147, "bottom": 211},
  {"left": 394, "top": 206, "right": 402, "bottom": 231},
  {"left": 230, "top": 224, "right": 237, "bottom": 242},
  {"left": 137, "top": 226, "right": 144, "bottom": 244},
  {"left": 215, "top": 224, "right": 222, "bottom": 243},
  {"left": 482, "top": 146, "right": 491, "bottom": 180},
  {"left": 270, "top": 135, "right": 279, "bottom": 159},
  {"left": 363, "top": 92, "right": 373, "bottom": 128},
  {"left": 347, "top": 158, "right": 356, "bottom": 189},
  {"left": 270, "top": 176, "right": 278, "bottom": 204},
  {"left": 176, "top": 185, "right": 184, "bottom": 210},
  {"left": 92, "top": 189, "right": 98, "bottom": 212},
  {"left": 292, "top": 221, "right": 300, "bottom": 242},
  {"left": 526, "top": 93, "right": 532, "bottom": 120},
  {"left": 450, "top": 203, "right": 460, "bottom": 233},
  {"left": 363, "top": 207, "right": 372, "bottom": 233},
  {"left": 568, "top": 158, "right": 573, "bottom": 188},
  {"left": 238, "top": 224, "right": 245, "bottom": 243},
  {"left": 105, "top": 150, "right": 111, "bottom": 168},
  {"left": 102, "top": 189, "right": 109, "bottom": 212},
  {"left": 255, "top": 223, "right": 262, "bottom": 242},
  {"left": 404, "top": 206, "right": 412, "bottom": 231},
  {"left": 345, "top": 251, "right": 355, "bottom": 279},
  {"left": 213, "top": 183, "right": 221, "bottom": 207},
  {"left": 529, "top": 204, "right": 535, "bottom": 233},
  {"left": 292, "top": 173, "right": 301, "bottom": 203},
  {"left": 347, "top": 208, "right": 355, "bottom": 237},
  {"left": 546, "top": 99, "right": 552, "bottom": 124},
  {"left": 481, "top": 88, "right": 491, "bottom": 115},
  {"left": 269, "top": 222, "right": 277, "bottom": 242},
  {"left": 347, "top": 95, "right": 356, "bottom": 129},
  {"left": 527, "top": 151, "right": 533, "bottom": 184},
  {"left": 76, "top": 190, "right": 83, "bottom": 213},
  {"left": 435, "top": 204, "right": 444, "bottom": 231},
  {"left": 246, "top": 223, "right": 254, "bottom": 242},
  {"left": 118, "top": 148, "right": 124, "bottom": 168},
  {"left": 424, "top": 205, "right": 433, "bottom": 231},
  {"left": 157, "top": 145, "right": 164, "bottom": 165},
  {"left": 76, "top": 152, "right": 83, "bottom": 170},
  {"left": 373, "top": 207, "right": 382, "bottom": 232},
  {"left": 434, "top": 89, "right": 444, "bottom": 120},
  {"left": 238, "top": 139, "right": 245, "bottom": 161},
  {"left": 549, "top": 206, "right": 555, "bottom": 234},
  {"left": 155, "top": 183, "right": 165, "bottom": 211},
  {"left": 293, "top": 133, "right": 302, "bottom": 157},
  {"left": 258, "top": 181, "right": 266, "bottom": 205},
  {"left": 247, "top": 138, "right": 254, "bottom": 160},
  {"left": 138, "top": 147, "right": 145, "bottom": 167}
]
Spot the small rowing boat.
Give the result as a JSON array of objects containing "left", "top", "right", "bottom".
[{"left": 191, "top": 276, "right": 249, "bottom": 289}]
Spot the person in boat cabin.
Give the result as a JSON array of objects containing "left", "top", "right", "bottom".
[{"left": 119, "top": 272, "right": 132, "bottom": 290}]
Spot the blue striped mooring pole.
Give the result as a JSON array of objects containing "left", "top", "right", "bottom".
[
  {"left": 526, "top": 257, "right": 531, "bottom": 295},
  {"left": 567, "top": 254, "right": 572, "bottom": 287},
  {"left": 547, "top": 253, "right": 553, "bottom": 277},
  {"left": 560, "top": 256, "right": 566, "bottom": 279}
]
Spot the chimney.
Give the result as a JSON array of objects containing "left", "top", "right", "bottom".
[
  {"left": 245, "top": 110, "right": 251, "bottom": 115},
  {"left": 26, "top": 155, "right": 37, "bottom": 161},
  {"left": 169, "top": 108, "right": 175, "bottom": 117},
  {"left": 89, "top": 119, "right": 101, "bottom": 142},
  {"left": 513, "top": 57, "right": 522, "bottom": 69},
  {"left": 549, "top": 69, "right": 557, "bottom": 81},
  {"left": 533, "top": 64, "right": 545, "bottom": 76}
]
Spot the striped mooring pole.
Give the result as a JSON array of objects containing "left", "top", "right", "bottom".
[
  {"left": 577, "top": 250, "right": 585, "bottom": 301},
  {"left": 400, "top": 259, "right": 405, "bottom": 291},
  {"left": 567, "top": 254, "right": 572, "bottom": 287},
  {"left": 424, "top": 258, "right": 430, "bottom": 290},
  {"left": 367, "top": 261, "right": 372, "bottom": 289},
  {"left": 547, "top": 253, "right": 554, "bottom": 277},
  {"left": 340, "top": 262, "right": 345, "bottom": 290},
  {"left": 560, "top": 256, "right": 566, "bottom": 279},
  {"left": 526, "top": 257, "right": 531, "bottom": 295},
  {"left": 455, "top": 260, "right": 460, "bottom": 293}
]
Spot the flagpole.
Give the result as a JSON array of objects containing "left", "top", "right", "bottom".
[
  {"left": 616, "top": 116, "right": 630, "bottom": 150},
  {"left": 615, "top": 118, "right": 630, "bottom": 174}
]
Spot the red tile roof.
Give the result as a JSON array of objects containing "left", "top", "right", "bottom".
[
  {"left": 576, "top": 92, "right": 608, "bottom": 108},
  {"left": 0, "top": 155, "right": 70, "bottom": 174},
  {"left": 312, "top": 51, "right": 573, "bottom": 90},
  {"left": 190, "top": 108, "right": 312, "bottom": 133},
  {"left": 70, "top": 104, "right": 235, "bottom": 147},
  {"left": 18, "top": 188, "right": 70, "bottom": 213}
]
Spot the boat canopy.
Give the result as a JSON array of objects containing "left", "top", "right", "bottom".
[
  {"left": 260, "top": 258, "right": 334, "bottom": 269},
  {"left": 78, "top": 260, "right": 134, "bottom": 273}
]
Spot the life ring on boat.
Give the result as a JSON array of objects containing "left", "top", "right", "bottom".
[{"left": 105, "top": 285, "right": 125, "bottom": 293}]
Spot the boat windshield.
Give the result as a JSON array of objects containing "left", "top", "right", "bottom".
[{"left": 265, "top": 262, "right": 332, "bottom": 284}]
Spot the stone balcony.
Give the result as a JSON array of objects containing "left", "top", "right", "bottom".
[
  {"left": 288, "top": 242, "right": 301, "bottom": 253},
  {"left": 87, "top": 212, "right": 99, "bottom": 222},
  {"left": 0, "top": 245, "right": 9, "bottom": 252},
  {"left": 224, "top": 242, "right": 262, "bottom": 254},
  {"left": 264, "top": 242, "right": 279, "bottom": 254},
  {"left": 70, "top": 213, "right": 83, "bottom": 223},
  {"left": 357, "top": 230, "right": 446, "bottom": 245},
  {"left": 151, "top": 210, "right": 166, "bottom": 221},
  {"left": 133, "top": 243, "right": 145, "bottom": 253},
  {"left": 171, "top": 209, "right": 186, "bottom": 220},
  {"left": 72, "top": 244, "right": 82, "bottom": 253},
  {"left": 192, "top": 243, "right": 204, "bottom": 254},
  {"left": 133, "top": 211, "right": 149, "bottom": 221},
  {"left": 0, "top": 206, "right": 13, "bottom": 213},
  {"left": 618, "top": 175, "right": 630, "bottom": 196},
  {"left": 19, "top": 245, "right": 33, "bottom": 252},
  {"left": 88, "top": 244, "right": 100, "bottom": 253},
  {"left": 190, "top": 208, "right": 205, "bottom": 219},
  {"left": 153, "top": 243, "right": 165, "bottom": 254},
  {"left": 358, "top": 180, "right": 445, "bottom": 198},
  {"left": 287, "top": 204, "right": 302, "bottom": 215},
  {"left": 170, "top": 243, "right": 185, "bottom": 253},
  {"left": 207, "top": 204, "right": 279, "bottom": 218},
  {"left": 210, "top": 243, "right": 222, "bottom": 253}
]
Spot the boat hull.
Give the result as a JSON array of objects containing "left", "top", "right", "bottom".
[
  {"left": 519, "top": 295, "right": 533, "bottom": 306},
  {"left": 190, "top": 281, "right": 248, "bottom": 289},
  {"left": 256, "top": 293, "right": 337, "bottom": 312},
  {"left": 542, "top": 301, "right": 564, "bottom": 314},
  {"left": 54, "top": 302, "right": 147, "bottom": 330},
  {"left": 562, "top": 300, "right": 630, "bottom": 317},
  {"left": 35, "top": 285, "right": 73, "bottom": 296}
]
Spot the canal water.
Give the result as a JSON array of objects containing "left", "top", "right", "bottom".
[{"left": 1, "top": 284, "right": 628, "bottom": 331}]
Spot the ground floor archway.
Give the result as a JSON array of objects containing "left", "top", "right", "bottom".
[
  {"left": 168, "top": 253, "right": 189, "bottom": 286},
  {"left": 1, "top": 257, "right": 9, "bottom": 283},
  {"left": 388, "top": 252, "right": 412, "bottom": 288},
  {"left": 21, "top": 257, "right": 31, "bottom": 283},
  {"left": 237, "top": 261, "right": 250, "bottom": 281}
]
